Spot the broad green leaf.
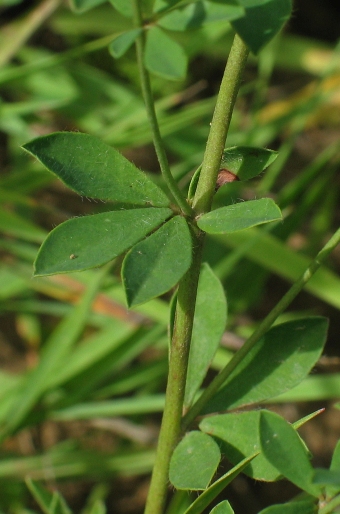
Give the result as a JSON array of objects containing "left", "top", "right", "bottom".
[
  {"left": 26, "top": 478, "right": 72, "bottom": 514},
  {"left": 34, "top": 207, "right": 172, "bottom": 276},
  {"left": 22, "top": 132, "right": 169, "bottom": 207},
  {"left": 145, "top": 26, "right": 187, "bottom": 80},
  {"left": 220, "top": 146, "right": 278, "bottom": 181},
  {"left": 259, "top": 411, "right": 321, "bottom": 496},
  {"left": 109, "top": 29, "right": 142, "bottom": 58},
  {"left": 210, "top": 500, "right": 234, "bottom": 513},
  {"left": 185, "top": 263, "right": 227, "bottom": 408},
  {"left": 183, "top": 453, "right": 258, "bottom": 514},
  {"left": 158, "top": 1, "right": 244, "bottom": 31},
  {"left": 200, "top": 411, "right": 281, "bottom": 481},
  {"left": 232, "top": 0, "right": 292, "bottom": 54},
  {"left": 258, "top": 499, "right": 317, "bottom": 513},
  {"left": 109, "top": 0, "right": 133, "bottom": 17},
  {"left": 122, "top": 216, "right": 192, "bottom": 306},
  {"left": 69, "top": 0, "right": 107, "bottom": 12},
  {"left": 203, "top": 317, "right": 328, "bottom": 413},
  {"left": 197, "top": 198, "right": 282, "bottom": 234},
  {"left": 169, "top": 431, "right": 221, "bottom": 490}
]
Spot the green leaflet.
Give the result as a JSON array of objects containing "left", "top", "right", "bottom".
[
  {"left": 169, "top": 431, "right": 221, "bottom": 490},
  {"left": 34, "top": 208, "right": 173, "bottom": 276},
  {"left": 122, "top": 216, "right": 192, "bottom": 306},
  {"left": 23, "top": 132, "right": 169, "bottom": 207},
  {"left": 144, "top": 26, "right": 188, "bottom": 80},
  {"left": 203, "top": 317, "right": 328, "bottom": 413},
  {"left": 232, "top": 0, "right": 292, "bottom": 54},
  {"left": 197, "top": 198, "right": 282, "bottom": 234},
  {"left": 185, "top": 263, "right": 227, "bottom": 408}
]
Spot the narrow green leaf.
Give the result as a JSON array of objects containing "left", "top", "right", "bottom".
[
  {"left": 1, "top": 448, "right": 156, "bottom": 480},
  {"left": 26, "top": 478, "right": 72, "bottom": 514},
  {"left": 145, "top": 26, "right": 187, "bottom": 80},
  {"left": 214, "top": 228, "right": 340, "bottom": 309},
  {"left": 325, "top": 440, "right": 340, "bottom": 498},
  {"left": 259, "top": 411, "right": 321, "bottom": 496},
  {"left": 200, "top": 411, "right": 281, "bottom": 481},
  {"left": 22, "top": 132, "right": 169, "bottom": 207},
  {"left": 203, "top": 317, "right": 328, "bottom": 413},
  {"left": 185, "top": 263, "right": 227, "bottom": 408},
  {"left": 169, "top": 431, "right": 221, "bottom": 490},
  {"left": 209, "top": 500, "right": 235, "bottom": 513},
  {"left": 0, "top": 267, "right": 108, "bottom": 440},
  {"left": 158, "top": 1, "right": 244, "bottom": 31},
  {"left": 197, "top": 198, "right": 282, "bottom": 234},
  {"left": 220, "top": 146, "right": 278, "bottom": 181},
  {"left": 183, "top": 453, "right": 258, "bottom": 514},
  {"left": 52, "top": 395, "right": 165, "bottom": 421},
  {"left": 109, "top": 0, "right": 133, "bottom": 17},
  {"left": 0, "top": 206, "right": 46, "bottom": 243},
  {"left": 232, "top": 0, "right": 292, "bottom": 54},
  {"left": 258, "top": 499, "right": 317, "bottom": 513},
  {"left": 266, "top": 374, "right": 340, "bottom": 403},
  {"left": 34, "top": 207, "right": 172, "bottom": 276},
  {"left": 109, "top": 29, "right": 142, "bottom": 58},
  {"left": 122, "top": 216, "right": 192, "bottom": 307},
  {"left": 293, "top": 409, "right": 325, "bottom": 430}
]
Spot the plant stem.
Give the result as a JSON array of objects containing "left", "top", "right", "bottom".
[
  {"left": 182, "top": 226, "right": 340, "bottom": 430},
  {"left": 144, "top": 229, "right": 205, "bottom": 514},
  {"left": 143, "top": 32, "right": 250, "bottom": 514},
  {"left": 192, "top": 33, "right": 249, "bottom": 215},
  {"left": 132, "top": 1, "right": 193, "bottom": 217}
]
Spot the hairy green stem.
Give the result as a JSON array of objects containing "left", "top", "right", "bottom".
[
  {"left": 132, "top": 1, "right": 193, "bottom": 216},
  {"left": 143, "top": 33, "right": 250, "bottom": 514},
  {"left": 144, "top": 229, "right": 205, "bottom": 514},
  {"left": 182, "top": 226, "right": 340, "bottom": 430},
  {"left": 192, "top": 34, "right": 249, "bottom": 215}
]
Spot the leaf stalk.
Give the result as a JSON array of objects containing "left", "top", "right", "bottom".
[{"left": 132, "top": 0, "right": 193, "bottom": 217}]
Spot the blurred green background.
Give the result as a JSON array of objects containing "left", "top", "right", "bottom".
[{"left": 0, "top": 0, "right": 340, "bottom": 512}]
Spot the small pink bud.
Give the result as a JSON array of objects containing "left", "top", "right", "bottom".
[{"left": 216, "top": 169, "right": 239, "bottom": 190}]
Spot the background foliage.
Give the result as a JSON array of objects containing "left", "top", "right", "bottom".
[{"left": 0, "top": 0, "right": 340, "bottom": 512}]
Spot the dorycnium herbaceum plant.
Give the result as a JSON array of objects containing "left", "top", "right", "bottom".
[{"left": 1, "top": 0, "right": 340, "bottom": 513}]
